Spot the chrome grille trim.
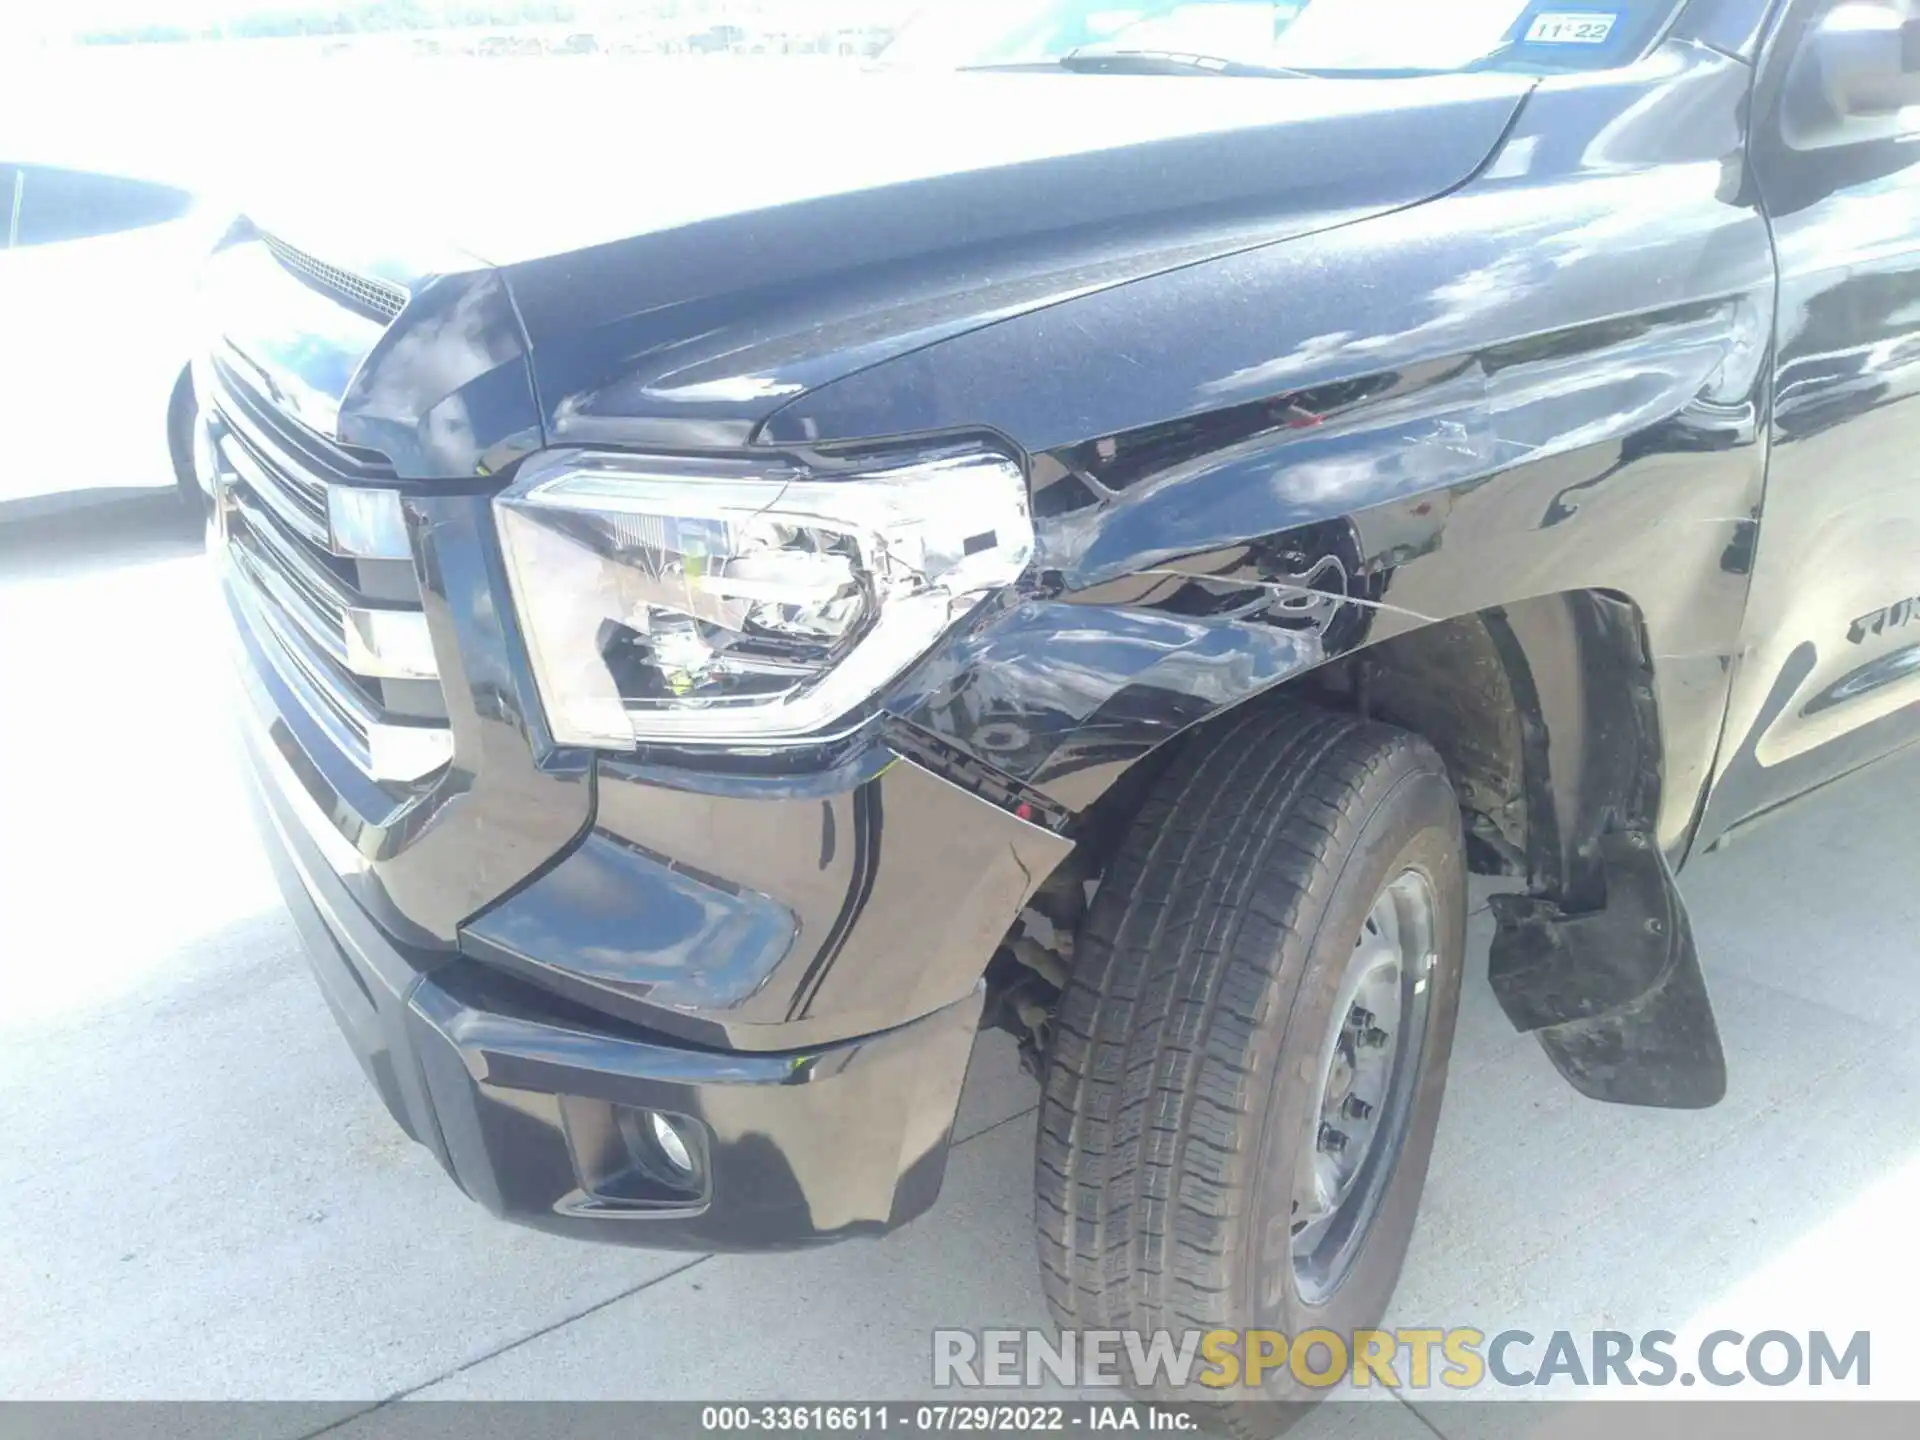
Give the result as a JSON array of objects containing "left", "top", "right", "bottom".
[
  {"left": 230, "top": 486, "right": 356, "bottom": 622},
  {"left": 261, "top": 232, "right": 408, "bottom": 322},
  {"left": 209, "top": 354, "right": 452, "bottom": 787},
  {"left": 241, "top": 556, "right": 377, "bottom": 742},
  {"left": 231, "top": 502, "right": 440, "bottom": 684},
  {"left": 212, "top": 351, "right": 393, "bottom": 479},
  {"left": 226, "top": 556, "right": 452, "bottom": 784},
  {"left": 220, "top": 427, "right": 330, "bottom": 548},
  {"left": 231, "top": 519, "right": 352, "bottom": 671},
  {"left": 210, "top": 350, "right": 390, "bottom": 485}
]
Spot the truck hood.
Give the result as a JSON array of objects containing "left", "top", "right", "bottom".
[
  {"left": 260, "top": 67, "right": 1533, "bottom": 270},
  {"left": 220, "top": 66, "right": 1534, "bottom": 467}
]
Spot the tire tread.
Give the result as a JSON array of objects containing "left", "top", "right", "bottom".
[{"left": 1034, "top": 699, "right": 1451, "bottom": 1342}]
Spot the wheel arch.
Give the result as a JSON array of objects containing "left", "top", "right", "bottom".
[
  {"left": 1066, "top": 587, "right": 1670, "bottom": 911},
  {"left": 1363, "top": 590, "right": 1666, "bottom": 908},
  {"left": 1032, "top": 586, "right": 1727, "bottom": 1110}
]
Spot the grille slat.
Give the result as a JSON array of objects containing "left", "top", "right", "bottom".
[
  {"left": 230, "top": 486, "right": 357, "bottom": 622},
  {"left": 220, "top": 426, "right": 330, "bottom": 548},
  {"left": 232, "top": 523, "right": 353, "bottom": 672},
  {"left": 261, "top": 232, "right": 409, "bottom": 322},
  {"left": 239, "top": 558, "right": 382, "bottom": 749},
  {"left": 234, "top": 568, "right": 451, "bottom": 786},
  {"left": 211, "top": 351, "right": 388, "bottom": 489},
  {"left": 213, "top": 355, "right": 452, "bottom": 788}
]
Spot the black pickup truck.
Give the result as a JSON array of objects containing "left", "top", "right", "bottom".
[{"left": 200, "top": 0, "right": 1920, "bottom": 1397}]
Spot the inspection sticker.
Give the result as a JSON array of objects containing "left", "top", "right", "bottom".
[{"left": 1524, "top": 12, "right": 1618, "bottom": 44}]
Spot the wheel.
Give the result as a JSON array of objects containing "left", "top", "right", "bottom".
[{"left": 1034, "top": 700, "right": 1466, "bottom": 1414}]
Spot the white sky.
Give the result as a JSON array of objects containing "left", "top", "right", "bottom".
[
  {"left": 0, "top": 2, "right": 288, "bottom": 42},
  {"left": 32, "top": 0, "right": 245, "bottom": 23},
  {"left": 5, "top": 0, "right": 920, "bottom": 40}
]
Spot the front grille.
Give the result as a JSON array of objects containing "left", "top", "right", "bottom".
[
  {"left": 211, "top": 351, "right": 453, "bottom": 787},
  {"left": 261, "top": 232, "right": 409, "bottom": 322}
]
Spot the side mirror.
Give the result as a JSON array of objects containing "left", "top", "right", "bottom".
[{"left": 1784, "top": 2, "right": 1920, "bottom": 147}]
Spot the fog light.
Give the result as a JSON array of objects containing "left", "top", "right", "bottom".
[{"left": 649, "top": 1111, "right": 694, "bottom": 1174}]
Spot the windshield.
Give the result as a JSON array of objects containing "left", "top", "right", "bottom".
[{"left": 880, "top": 0, "right": 1678, "bottom": 75}]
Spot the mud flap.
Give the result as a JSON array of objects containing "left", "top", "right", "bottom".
[{"left": 1487, "top": 830, "right": 1726, "bottom": 1109}]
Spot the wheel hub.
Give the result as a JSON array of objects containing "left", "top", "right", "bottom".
[{"left": 1290, "top": 867, "right": 1437, "bottom": 1302}]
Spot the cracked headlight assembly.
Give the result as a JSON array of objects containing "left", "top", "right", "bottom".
[{"left": 494, "top": 448, "right": 1033, "bottom": 748}]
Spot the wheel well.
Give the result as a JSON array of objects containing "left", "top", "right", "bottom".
[
  {"left": 1346, "top": 609, "right": 1535, "bottom": 879},
  {"left": 988, "top": 589, "right": 1666, "bottom": 1069},
  {"left": 1062, "top": 588, "right": 1662, "bottom": 897}
]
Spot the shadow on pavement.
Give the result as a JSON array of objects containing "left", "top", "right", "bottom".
[{"left": 0, "top": 493, "right": 207, "bottom": 583}]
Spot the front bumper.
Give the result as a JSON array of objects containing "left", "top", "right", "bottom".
[{"left": 246, "top": 723, "right": 987, "bottom": 1251}]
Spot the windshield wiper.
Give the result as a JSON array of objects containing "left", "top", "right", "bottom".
[{"left": 1056, "top": 48, "right": 1313, "bottom": 79}]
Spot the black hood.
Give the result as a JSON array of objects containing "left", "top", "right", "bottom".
[
  {"left": 496, "top": 68, "right": 1535, "bottom": 453},
  {"left": 215, "top": 66, "right": 1532, "bottom": 472}
]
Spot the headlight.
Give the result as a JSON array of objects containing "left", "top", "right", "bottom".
[{"left": 494, "top": 447, "right": 1033, "bottom": 748}]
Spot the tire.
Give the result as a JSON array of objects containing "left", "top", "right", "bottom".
[
  {"left": 166, "top": 367, "right": 204, "bottom": 512},
  {"left": 1034, "top": 700, "right": 1466, "bottom": 1417}
]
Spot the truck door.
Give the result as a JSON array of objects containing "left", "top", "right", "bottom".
[{"left": 1708, "top": 0, "right": 1920, "bottom": 836}]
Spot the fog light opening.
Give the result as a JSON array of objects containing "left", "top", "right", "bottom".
[
  {"left": 649, "top": 1111, "right": 695, "bottom": 1175},
  {"left": 563, "top": 1099, "right": 710, "bottom": 1212}
]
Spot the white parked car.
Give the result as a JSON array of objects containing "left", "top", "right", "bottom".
[{"left": 0, "top": 160, "right": 209, "bottom": 518}]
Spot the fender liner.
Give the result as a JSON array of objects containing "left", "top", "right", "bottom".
[{"left": 1480, "top": 593, "right": 1726, "bottom": 1108}]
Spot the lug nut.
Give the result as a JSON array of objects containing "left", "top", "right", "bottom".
[
  {"left": 1348, "top": 1006, "right": 1375, "bottom": 1030},
  {"left": 1342, "top": 1096, "right": 1374, "bottom": 1122},
  {"left": 1360, "top": 1026, "right": 1390, "bottom": 1049},
  {"left": 1318, "top": 1124, "right": 1348, "bottom": 1154}
]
